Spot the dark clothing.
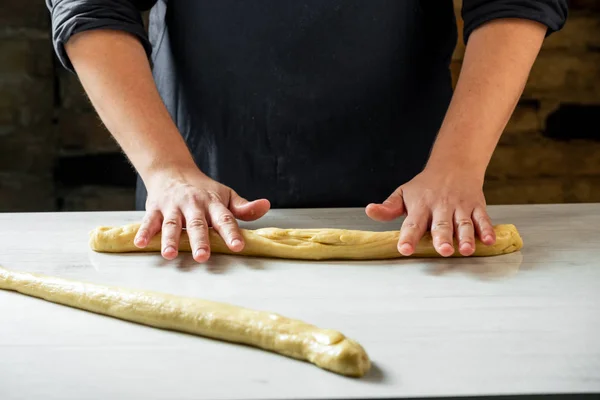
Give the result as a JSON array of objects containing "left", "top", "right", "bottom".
[{"left": 46, "top": 0, "right": 568, "bottom": 210}]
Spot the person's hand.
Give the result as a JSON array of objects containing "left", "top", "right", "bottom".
[
  {"left": 365, "top": 167, "right": 496, "bottom": 257},
  {"left": 133, "top": 166, "right": 271, "bottom": 262}
]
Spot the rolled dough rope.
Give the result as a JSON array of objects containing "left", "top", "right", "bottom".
[
  {"left": 89, "top": 223, "right": 523, "bottom": 259},
  {"left": 0, "top": 266, "right": 370, "bottom": 377}
]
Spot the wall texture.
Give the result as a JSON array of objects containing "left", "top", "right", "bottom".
[
  {"left": 452, "top": 0, "right": 600, "bottom": 205},
  {"left": 1, "top": 1, "right": 599, "bottom": 212}
]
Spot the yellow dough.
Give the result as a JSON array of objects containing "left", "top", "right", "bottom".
[
  {"left": 89, "top": 223, "right": 523, "bottom": 259},
  {"left": 0, "top": 266, "right": 370, "bottom": 377}
]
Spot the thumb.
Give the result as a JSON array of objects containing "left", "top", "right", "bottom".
[
  {"left": 365, "top": 188, "right": 405, "bottom": 222},
  {"left": 229, "top": 190, "right": 271, "bottom": 221}
]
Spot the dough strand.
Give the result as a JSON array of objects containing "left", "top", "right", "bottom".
[
  {"left": 89, "top": 223, "right": 523, "bottom": 259},
  {"left": 0, "top": 266, "right": 370, "bottom": 377}
]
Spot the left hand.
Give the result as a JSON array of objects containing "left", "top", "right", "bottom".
[{"left": 365, "top": 167, "right": 496, "bottom": 257}]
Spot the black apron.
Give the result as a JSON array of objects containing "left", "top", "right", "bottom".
[{"left": 138, "top": 0, "right": 458, "bottom": 209}]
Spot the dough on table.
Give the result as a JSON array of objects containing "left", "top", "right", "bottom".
[
  {"left": 89, "top": 223, "right": 523, "bottom": 259},
  {"left": 0, "top": 266, "right": 370, "bottom": 377}
]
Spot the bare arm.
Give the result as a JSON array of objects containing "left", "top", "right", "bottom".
[
  {"left": 367, "top": 19, "right": 548, "bottom": 256},
  {"left": 65, "top": 30, "right": 270, "bottom": 262},
  {"left": 65, "top": 29, "right": 194, "bottom": 181},
  {"left": 425, "top": 18, "right": 547, "bottom": 175}
]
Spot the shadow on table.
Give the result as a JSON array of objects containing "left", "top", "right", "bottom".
[
  {"left": 171, "top": 253, "right": 265, "bottom": 273},
  {"left": 87, "top": 250, "right": 268, "bottom": 274},
  {"left": 361, "top": 362, "right": 387, "bottom": 383},
  {"left": 88, "top": 248, "right": 524, "bottom": 281},
  {"left": 160, "top": 251, "right": 525, "bottom": 281},
  {"left": 422, "top": 251, "right": 524, "bottom": 281}
]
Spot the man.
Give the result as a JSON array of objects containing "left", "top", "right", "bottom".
[{"left": 46, "top": 0, "right": 567, "bottom": 262}]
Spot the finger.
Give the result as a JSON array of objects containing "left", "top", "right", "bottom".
[
  {"left": 134, "top": 209, "right": 162, "bottom": 248},
  {"left": 473, "top": 206, "right": 496, "bottom": 245},
  {"left": 454, "top": 208, "right": 476, "bottom": 256},
  {"left": 365, "top": 188, "right": 405, "bottom": 222},
  {"left": 397, "top": 208, "right": 429, "bottom": 256},
  {"left": 183, "top": 211, "right": 211, "bottom": 263},
  {"left": 208, "top": 201, "right": 244, "bottom": 252},
  {"left": 229, "top": 190, "right": 271, "bottom": 221},
  {"left": 161, "top": 211, "right": 183, "bottom": 260},
  {"left": 430, "top": 206, "right": 455, "bottom": 257}
]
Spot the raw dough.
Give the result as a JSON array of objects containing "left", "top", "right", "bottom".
[
  {"left": 0, "top": 266, "right": 370, "bottom": 377},
  {"left": 89, "top": 223, "right": 523, "bottom": 259}
]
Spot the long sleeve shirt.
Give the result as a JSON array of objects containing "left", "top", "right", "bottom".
[{"left": 46, "top": 0, "right": 568, "bottom": 210}]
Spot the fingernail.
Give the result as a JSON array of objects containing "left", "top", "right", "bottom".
[
  {"left": 439, "top": 242, "right": 454, "bottom": 255},
  {"left": 195, "top": 249, "right": 208, "bottom": 258},
  {"left": 231, "top": 239, "right": 242, "bottom": 248},
  {"left": 399, "top": 243, "right": 412, "bottom": 255},
  {"left": 164, "top": 246, "right": 176, "bottom": 254},
  {"left": 484, "top": 235, "right": 493, "bottom": 242}
]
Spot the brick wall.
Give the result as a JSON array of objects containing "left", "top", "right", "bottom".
[
  {"left": 454, "top": 0, "right": 600, "bottom": 204},
  {"left": 0, "top": 2, "right": 599, "bottom": 212}
]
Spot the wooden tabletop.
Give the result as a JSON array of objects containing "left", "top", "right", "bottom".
[{"left": 1, "top": 204, "right": 599, "bottom": 400}]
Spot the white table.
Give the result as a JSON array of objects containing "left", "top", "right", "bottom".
[{"left": 1, "top": 204, "right": 599, "bottom": 400}]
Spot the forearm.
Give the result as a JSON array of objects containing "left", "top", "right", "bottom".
[
  {"left": 426, "top": 18, "right": 547, "bottom": 177},
  {"left": 65, "top": 29, "right": 198, "bottom": 183},
  {"left": 63, "top": 29, "right": 269, "bottom": 261}
]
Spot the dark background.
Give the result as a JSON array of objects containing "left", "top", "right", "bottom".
[{"left": 1, "top": 0, "right": 599, "bottom": 212}]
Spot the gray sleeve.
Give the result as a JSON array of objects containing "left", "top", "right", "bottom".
[
  {"left": 46, "top": 0, "right": 157, "bottom": 72},
  {"left": 462, "top": 0, "right": 568, "bottom": 43}
]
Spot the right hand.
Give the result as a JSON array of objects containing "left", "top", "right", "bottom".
[{"left": 133, "top": 166, "right": 271, "bottom": 263}]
